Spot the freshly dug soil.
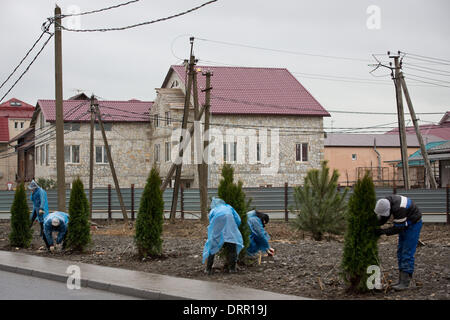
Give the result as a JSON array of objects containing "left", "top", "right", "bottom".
[{"left": 0, "top": 220, "right": 448, "bottom": 300}]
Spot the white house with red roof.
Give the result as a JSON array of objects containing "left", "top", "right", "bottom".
[
  {"left": 150, "top": 65, "right": 330, "bottom": 188},
  {"left": 32, "top": 95, "right": 153, "bottom": 188},
  {"left": 0, "top": 98, "right": 35, "bottom": 190}
]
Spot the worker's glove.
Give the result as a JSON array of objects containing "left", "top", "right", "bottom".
[
  {"left": 39, "top": 209, "right": 44, "bottom": 216},
  {"left": 49, "top": 246, "right": 55, "bottom": 253},
  {"left": 374, "top": 228, "right": 385, "bottom": 237},
  {"left": 267, "top": 248, "right": 275, "bottom": 256},
  {"left": 55, "top": 244, "right": 63, "bottom": 251}
]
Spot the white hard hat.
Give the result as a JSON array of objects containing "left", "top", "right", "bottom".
[
  {"left": 51, "top": 217, "right": 60, "bottom": 227},
  {"left": 374, "top": 199, "right": 390, "bottom": 217}
]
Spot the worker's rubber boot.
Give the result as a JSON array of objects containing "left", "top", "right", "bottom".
[
  {"left": 39, "top": 222, "right": 44, "bottom": 237},
  {"left": 228, "top": 246, "right": 237, "bottom": 274},
  {"left": 391, "top": 271, "right": 402, "bottom": 287},
  {"left": 392, "top": 271, "right": 412, "bottom": 291},
  {"left": 205, "top": 255, "right": 214, "bottom": 275}
]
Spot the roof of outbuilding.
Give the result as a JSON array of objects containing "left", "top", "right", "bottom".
[
  {"left": 36, "top": 99, "right": 153, "bottom": 122},
  {"left": 164, "top": 65, "right": 330, "bottom": 117}
]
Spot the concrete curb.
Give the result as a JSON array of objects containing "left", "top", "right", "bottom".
[{"left": 0, "top": 251, "right": 308, "bottom": 300}]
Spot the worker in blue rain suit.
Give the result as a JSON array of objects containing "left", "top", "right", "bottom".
[
  {"left": 28, "top": 180, "right": 49, "bottom": 243},
  {"left": 247, "top": 210, "right": 275, "bottom": 257},
  {"left": 202, "top": 197, "right": 243, "bottom": 275},
  {"left": 374, "top": 194, "right": 423, "bottom": 291},
  {"left": 43, "top": 211, "right": 69, "bottom": 252}
]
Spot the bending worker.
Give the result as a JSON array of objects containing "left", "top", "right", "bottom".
[
  {"left": 28, "top": 179, "right": 49, "bottom": 238},
  {"left": 202, "top": 197, "right": 243, "bottom": 275},
  {"left": 374, "top": 194, "right": 423, "bottom": 291},
  {"left": 247, "top": 210, "right": 274, "bottom": 257},
  {"left": 43, "top": 211, "right": 69, "bottom": 252}
]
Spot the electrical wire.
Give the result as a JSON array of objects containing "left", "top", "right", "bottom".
[
  {"left": 60, "top": 0, "right": 140, "bottom": 18},
  {"left": 58, "top": 0, "right": 218, "bottom": 32}
]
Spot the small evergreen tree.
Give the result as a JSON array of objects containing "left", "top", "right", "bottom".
[
  {"left": 341, "top": 172, "right": 379, "bottom": 293},
  {"left": 217, "top": 164, "right": 251, "bottom": 260},
  {"left": 291, "top": 161, "right": 348, "bottom": 241},
  {"left": 65, "top": 178, "right": 91, "bottom": 252},
  {"left": 9, "top": 183, "right": 32, "bottom": 248},
  {"left": 135, "top": 167, "right": 164, "bottom": 258}
]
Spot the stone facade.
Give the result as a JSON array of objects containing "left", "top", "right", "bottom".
[
  {"left": 34, "top": 110, "right": 152, "bottom": 188},
  {"left": 150, "top": 73, "right": 325, "bottom": 188}
]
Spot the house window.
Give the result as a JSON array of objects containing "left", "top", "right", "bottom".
[
  {"left": 15, "top": 122, "right": 18, "bottom": 129},
  {"left": 46, "top": 144, "right": 49, "bottom": 166},
  {"left": 40, "top": 145, "right": 44, "bottom": 165},
  {"left": 40, "top": 114, "right": 45, "bottom": 129},
  {"left": 165, "top": 112, "right": 171, "bottom": 126},
  {"left": 165, "top": 142, "right": 171, "bottom": 162},
  {"left": 352, "top": 154, "right": 357, "bottom": 161},
  {"left": 155, "top": 144, "right": 160, "bottom": 162},
  {"left": 153, "top": 114, "right": 160, "bottom": 127},
  {"left": 296, "top": 143, "right": 308, "bottom": 162},
  {"left": 95, "top": 123, "right": 112, "bottom": 131},
  {"left": 95, "top": 146, "right": 109, "bottom": 164},
  {"left": 223, "top": 142, "right": 237, "bottom": 162},
  {"left": 35, "top": 147, "right": 39, "bottom": 165},
  {"left": 64, "top": 122, "right": 80, "bottom": 131},
  {"left": 20, "top": 122, "right": 24, "bottom": 129},
  {"left": 64, "top": 145, "right": 80, "bottom": 163}
]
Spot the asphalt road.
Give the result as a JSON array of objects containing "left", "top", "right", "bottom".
[{"left": 0, "top": 270, "right": 141, "bottom": 300}]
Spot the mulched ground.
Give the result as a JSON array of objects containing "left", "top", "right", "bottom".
[{"left": 0, "top": 219, "right": 448, "bottom": 300}]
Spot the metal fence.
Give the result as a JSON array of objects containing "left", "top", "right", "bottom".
[{"left": 0, "top": 185, "right": 448, "bottom": 223}]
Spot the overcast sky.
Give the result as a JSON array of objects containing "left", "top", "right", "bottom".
[{"left": 1, "top": 0, "right": 449, "bottom": 132}]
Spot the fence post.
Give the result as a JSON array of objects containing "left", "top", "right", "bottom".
[
  {"left": 447, "top": 184, "right": 449, "bottom": 225},
  {"left": 284, "top": 182, "right": 288, "bottom": 222},
  {"left": 108, "top": 184, "right": 111, "bottom": 221},
  {"left": 180, "top": 185, "right": 184, "bottom": 220},
  {"left": 131, "top": 184, "right": 135, "bottom": 221}
]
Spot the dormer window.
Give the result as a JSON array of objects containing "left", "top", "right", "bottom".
[
  {"left": 10, "top": 101, "right": 22, "bottom": 106},
  {"left": 170, "top": 80, "right": 179, "bottom": 88}
]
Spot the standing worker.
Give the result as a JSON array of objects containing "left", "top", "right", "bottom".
[
  {"left": 43, "top": 211, "right": 69, "bottom": 252},
  {"left": 202, "top": 197, "right": 243, "bottom": 275},
  {"left": 247, "top": 210, "right": 274, "bottom": 257},
  {"left": 374, "top": 194, "right": 423, "bottom": 291},
  {"left": 28, "top": 180, "right": 49, "bottom": 238}
]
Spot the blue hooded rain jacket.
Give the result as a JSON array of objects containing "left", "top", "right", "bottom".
[
  {"left": 43, "top": 211, "right": 69, "bottom": 246},
  {"left": 29, "top": 180, "right": 49, "bottom": 223},
  {"left": 202, "top": 198, "right": 244, "bottom": 263},
  {"left": 247, "top": 210, "right": 271, "bottom": 256}
]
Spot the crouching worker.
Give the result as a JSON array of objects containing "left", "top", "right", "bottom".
[
  {"left": 374, "top": 194, "right": 423, "bottom": 291},
  {"left": 202, "top": 197, "right": 243, "bottom": 275},
  {"left": 43, "top": 211, "right": 69, "bottom": 252},
  {"left": 28, "top": 179, "right": 49, "bottom": 239},
  {"left": 247, "top": 210, "right": 274, "bottom": 257}
]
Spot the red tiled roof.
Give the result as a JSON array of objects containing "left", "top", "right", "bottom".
[
  {"left": 37, "top": 99, "right": 153, "bottom": 122},
  {"left": 386, "top": 123, "right": 450, "bottom": 140},
  {"left": 0, "top": 98, "right": 35, "bottom": 118},
  {"left": 0, "top": 117, "right": 9, "bottom": 142},
  {"left": 167, "top": 65, "right": 330, "bottom": 117},
  {"left": 325, "top": 133, "right": 443, "bottom": 147}
]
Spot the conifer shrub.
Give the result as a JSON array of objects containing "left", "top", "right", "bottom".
[
  {"left": 9, "top": 183, "right": 32, "bottom": 248},
  {"left": 135, "top": 167, "right": 164, "bottom": 258},
  {"left": 65, "top": 178, "right": 91, "bottom": 252},
  {"left": 217, "top": 163, "right": 251, "bottom": 261},
  {"left": 291, "top": 161, "right": 348, "bottom": 241},
  {"left": 341, "top": 172, "right": 379, "bottom": 293}
]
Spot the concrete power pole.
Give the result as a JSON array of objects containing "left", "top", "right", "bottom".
[
  {"left": 399, "top": 74, "right": 438, "bottom": 189},
  {"left": 89, "top": 95, "right": 96, "bottom": 219},
  {"left": 54, "top": 5, "right": 66, "bottom": 211},
  {"left": 391, "top": 54, "right": 410, "bottom": 189}
]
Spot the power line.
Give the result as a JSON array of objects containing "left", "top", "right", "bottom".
[
  {"left": 402, "top": 52, "right": 450, "bottom": 64},
  {"left": 0, "top": 32, "right": 54, "bottom": 104},
  {"left": 403, "top": 73, "right": 450, "bottom": 84},
  {"left": 58, "top": 0, "right": 218, "bottom": 32},
  {"left": 60, "top": 0, "right": 140, "bottom": 18}
]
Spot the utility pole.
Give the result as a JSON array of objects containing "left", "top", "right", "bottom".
[
  {"left": 94, "top": 104, "right": 128, "bottom": 224},
  {"left": 169, "top": 37, "right": 195, "bottom": 223},
  {"left": 200, "top": 70, "right": 212, "bottom": 223},
  {"left": 89, "top": 95, "right": 96, "bottom": 219},
  {"left": 54, "top": 5, "right": 66, "bottom": 211},
  {"left": 399, "top": 73, "right": 438, "bottom": 189},
  {"left": 390, "top": 53, "right": 410, "bottom": 189}
]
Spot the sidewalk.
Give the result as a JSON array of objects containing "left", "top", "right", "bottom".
[{"left": 0, "top": 251, "right": 307, "bottom": 300}]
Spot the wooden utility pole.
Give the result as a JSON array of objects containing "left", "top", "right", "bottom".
[
  {"left": 94, "top": 105, "right": 128, "bottom": 223},
  {"left": 89, "top": 95, "right": 96, "bottom": 219},
  {"left": 399, "top": 74, "right": 438, "bottom": 189},
  {"left": 54, "top": 5, "right": 66, "bottom": 211},
  {"left": 391, "top": 54, "right": 410, "bottom": 189},
  {"left": 169, "top": 37, "right": 195, "bottom": 223},
  {"left": 200, "top": 71, "right": 212, "bottom": 223}
]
